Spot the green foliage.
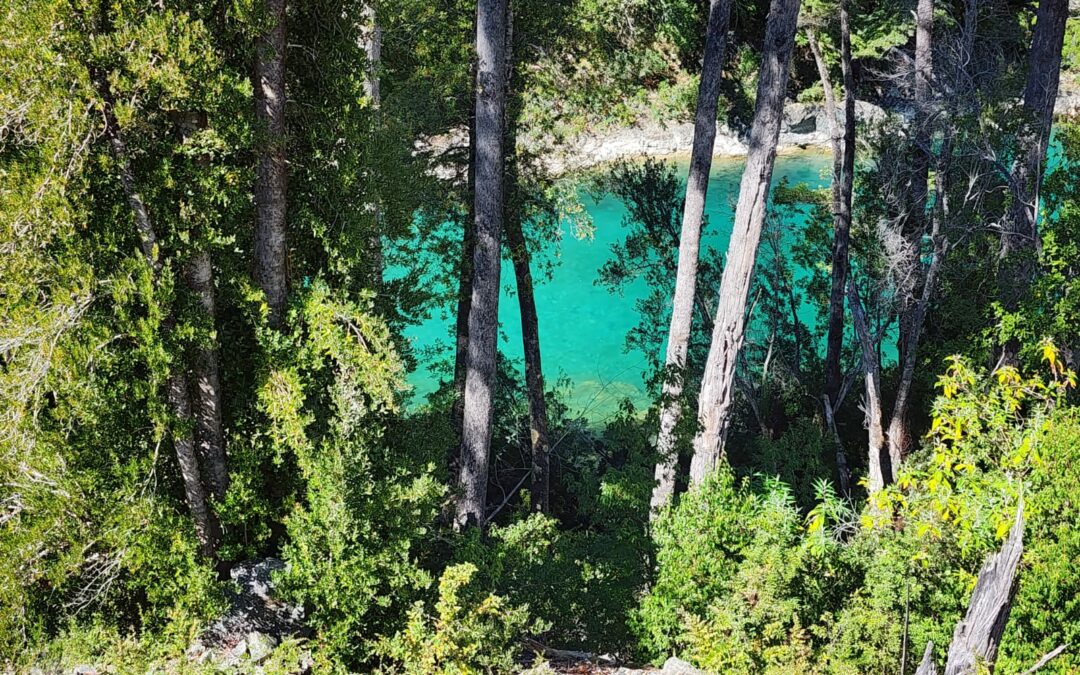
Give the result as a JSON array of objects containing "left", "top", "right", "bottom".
[
  {"left": 273, "top": 284, "right": 445, "bottom": 665},
  {"left": 375, "top": 563, "right": 533, "bottom": 675}
]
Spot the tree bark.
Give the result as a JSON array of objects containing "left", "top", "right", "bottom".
[
  {"left": 360, "top": 0, "right": 384, "bottom": 286},
  {"left": 186, "top": 250, "right": 229, "bottom": 503},
  {"left": 650, "top": 0, "right": 734, "bottom": 516},
  {"left": 456, "top": 0, "right": 509, "bottom": 529},
  {"left": 452, "top": 17, "right": 480, "bottom": 439},
  {"left": 688, "top": 0, "right": 802, "bottom": 483},
  {"left": 253, "top": 0, "right": 288, "bottom": 327},
  {"left": 506, "top": 220, "right": 550, "bottom": 514},
  {"left": 847, "top": 283, "right": 889, "bottom": 493},
  {"left": 999, "top": 0, "right": 1067, "bottom": 363},
  {"left": 896, "top": 0, "right": 934, "bottom": 381},
  {"left": 167, "top": 371, "right": 220, "bottom": 559},
  {"left": 93, "top": 71, "right": 219, "bottom": 557},
  {"left": 817, "top": 2, "right": 856, "bottom": 411},
  {"left": 943, "top": 505, "right": 1025, "bottom": 675}
]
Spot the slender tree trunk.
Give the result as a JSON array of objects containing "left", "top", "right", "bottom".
[
  {"left": 887, "top": 133, "right": 951, "bottom": 469},
  {"left": 817, "top": 1, "right": 856, "bottom": 410},
  {"left": 456, "top": 0, "right": 509, "bottom": 529},
  {"left": 186, "top": 250, "right": 229, "bottom": 503},
  {"left": 506, "top": 221, "right": 550, "bottom": 513},
  {"left": 93, "top": 71, "right": 219, "bottom": 557},
  {"left": 650, "top": 0, "right": 734, "bottom": 516},
  {"left": 360, "top": 0, "right": 384, "bottom": 286},
  {"left": 688, "top": 0, "right": 802, "bottom": 483},
  {"left": 253, "top": 0, "right": 288, "bottom": 326},
  {"left": 897, "top": 0, "right": 935, "bottom": 383},
  {"left": 847, "top": 283, "right": 889, "bottom": 493},
  {"left": 498, "top": 6, "right": 550, "bottom": 514},
  {"left": 167, "top": 372, "right": 220, "bottom": 558},
  {"left": 999, "top": 0, "right": 1067, "bottom": 363}
]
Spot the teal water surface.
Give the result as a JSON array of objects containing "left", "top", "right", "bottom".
[{"left": 403, "top": 150, "right": 833, "bottom": 422}]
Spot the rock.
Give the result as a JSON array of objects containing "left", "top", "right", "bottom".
[
  {"left": 661, "top": 657, "right": 705, "bottom": 675},
  {"left": 187, "top": 558, "right": 306, "bottom": 667},
  {"left": 71, "top": 667, "right": 97, "bottom": 675},
  {"left": 246, "top": 631, "right": 278, "bottom": 663}
]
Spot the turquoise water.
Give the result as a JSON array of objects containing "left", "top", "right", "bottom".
[{"left": 403, "top": 150, "right": 833, "bottom": 421}]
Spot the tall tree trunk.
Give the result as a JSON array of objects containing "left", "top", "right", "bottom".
[
  {"left": 456, "top": 0, "right": 509, "bottom": 529},
  {"left": 253, "top": 0, "right": 288, "bottom": 326},
  {"left": 888, "top": 0, "right": 936, "bottom": 474},
  {"left": 93, "top": 71, "right": 219, "bottom": 557},
  {"left": 999, "top": 0, "right": 1067, "bottom": 363},
  {"left": 506, "top": 221, "right": 551, "bottom": 514},
  {"left": 186, "top": 250, "right": 229, "bottom": 503},
  {"left": 818, "top": 0, "right": 856, "bottom": 410},
  {"left": 688, "top": 0, "right": 802, "bottom": 483},
  {"left": 499, "top": 5, "right": 550, "bottom": 514},
  {"left": 452, "top": 17, "right": 480, "bottom": 439},
  {"left": 847, "top": 283, "right": 889, "bottom": 493},
  {"left": 650, "top": 0, "right": 734, "bottom": 516},
  {"left": 360, "top": 0, "right": 384, "bottom": 286}
]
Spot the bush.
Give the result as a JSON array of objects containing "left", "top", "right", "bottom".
[{"left": 375, "top": 563, "right": 534, "bottom": 675}]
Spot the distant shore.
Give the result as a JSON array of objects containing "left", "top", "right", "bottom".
[{"left": 419, "top": 86, "right": 1080, "bottom": 178}]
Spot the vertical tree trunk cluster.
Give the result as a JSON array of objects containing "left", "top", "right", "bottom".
[
  {"left": 688, "top": 0, "right": 802, "bottom": 483},
  {"left": 93, "top": 72, "right": 223, "bottom": 559},
  {"left": 455, "top": 0, "right": 510, "bottom": 529},
  {"left": 649, "top": 0, "right": 734, "bottom": 517},
  {"left": 253, "top": 0, "right": 289, "bottom": 326}
]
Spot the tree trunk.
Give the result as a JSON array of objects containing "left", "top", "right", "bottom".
[
  {"left": 688, "top": 0, "right": 802, "bottom": 483},
  {"left": 887, "top": 135, "right": 950, "bottom": 470},
  {"left": 360, "top": 0, "right": 384, "bottom": 286},
  {"left": 456, "top": 0, "right": 509, "bottom": 529},
  {"left": 915, "top": 642, "right": 939, "bottom": 675},
  {"left": 186, "top": 250, "right": 229, "bottom": 503},
  {"left": 897, "top": 0, "right": 935, "bottom": 399},
  {"left": 847, "top": 283, "right": 889, "bottom": 493},
  {"left": 93, "top": 71, "right": 219, "bottom": 557},
  {"left": 167, "top": 371, "right": 220, "bottom": 559},
  {"left": 818, "top": 1, "right": 856, "bottom": 410},
  {"left": 999, "top": 0, "right": 1067, "bottom": 363},
  {"left": 452, "top": 17, "right": 480, "bottom": 439},
  {"left": 253, "top": 0, "right": 288, "bottom": 326},
  {"left": 943, "top": 505, "right": 1025, "bottom": 675},
  {"left": 650, "top": 0, "right": 734, "bottom": 516},
  {"left": 506, "top": 220, "right": 550, "bottom": 514}
]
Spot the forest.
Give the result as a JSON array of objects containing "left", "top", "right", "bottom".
[{"left": 2, "top": 0, "right": 1080, "bottom": 672}]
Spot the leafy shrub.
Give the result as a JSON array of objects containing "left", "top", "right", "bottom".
[
  {"left": 376, "top": 563, "right": 533, "bottom": 675},
  {"left": 271, "top": 284, "right": 445, "bottom": 665}
]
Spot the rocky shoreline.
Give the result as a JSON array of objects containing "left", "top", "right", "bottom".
[
  {"left": 418, "top": 88, "right": 1080, "bottom": 177},
  {"left": 417, "top": 100, "right": 884, "bottom": 178}
]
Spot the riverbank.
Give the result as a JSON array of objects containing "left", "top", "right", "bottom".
[{"left": 416, "top": 100, "right": 874, "bottom": 179}]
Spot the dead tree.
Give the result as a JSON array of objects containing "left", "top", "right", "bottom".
[{"left": 917, "top": 504, "right": 1025, "bottom": 674}]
